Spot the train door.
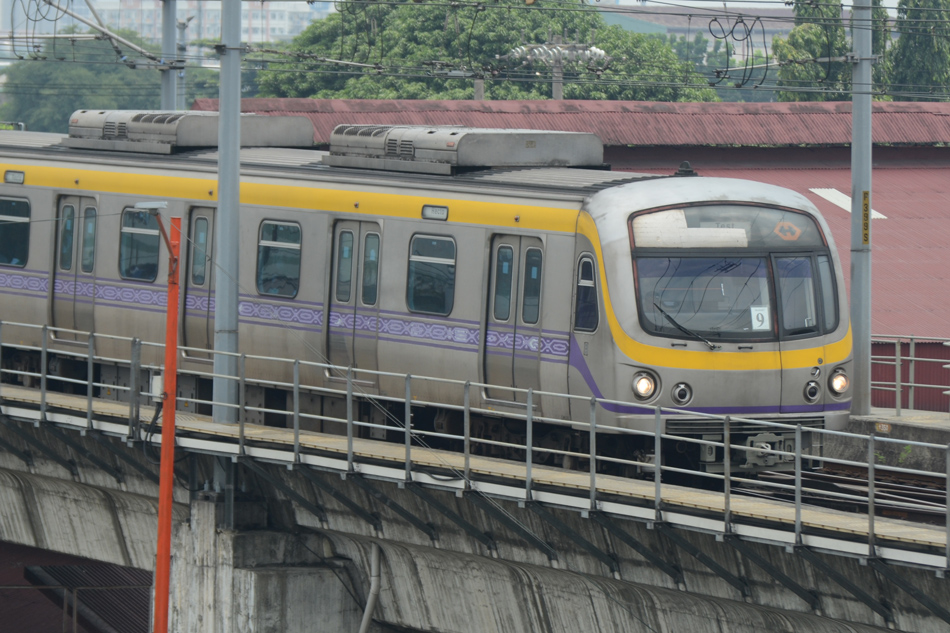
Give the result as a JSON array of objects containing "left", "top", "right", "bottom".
[
  {"left": 182, "top": 207, "right": 215, "bottom": 358},
  {"left": 484, "top": 235, "right": 544, "bottom": 402},
  {"left": 51, "top": 196, "right": 97, "bottom": 341},
  {"left": 327, "top": 221, "right": 381, "bottom": 380}
]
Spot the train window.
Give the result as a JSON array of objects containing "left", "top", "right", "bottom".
[
  {"left": 522, "top": 248, "right": 543, "bottom": 325},
  {"left": 817, "top": 254, "right": 838, "bottom": 331},
  {"left": 361, "top": 233, "right": 380, "bottom": 306},
  {"left": 257, "top": 221, "right": 301, "bottom": 298},
  {"left": 59, "top": 205, "right": 75, "bottom": 271},
  {"left": 335, "top": 231, "right": 354, "bottom": 302},
  {"left": 191, "top": 217, "right": 209, "bottom": 286},
  {"left": 80, "top": 207, "right": 97, "bottom": 273},
  {"left": 407, "top": 235, "right": 455, "bottom": 316},
  {"left": 574, "top": 256, "right": 598, "bottom": 332},
  {"left": 493, "top": 246, "right": 514, "bottom": 321},
  {"left": 776, "top": 256, "right": 818, "bottom": 335},
  {"left": 0, "top": 198, "right": 30, "bottom": 267},
  {"left": 119, "top": 210, "right": 160, "bottom": 282}
]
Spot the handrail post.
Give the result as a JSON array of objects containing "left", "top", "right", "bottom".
[
  {"left": 654, "top": 407, "right": 662, "bottom": 521},
  {"left": 908, "top": 336, "right": 916, "bottom": 410},
  {"left": 589, "top": 397, "right": 597, "bottom": 511},
  {"left": 128, "top": 338, "right": 141, "bottom": 439},
  {"left": 894, "top": 339, "right": 902, "bottom": 416},
  {"left": 723, "top": 415, "right": 731, "bottom": 534},
  {"left": 795, "top": 424, "right": 803, "bottom": 544},
  {"left": 40, "top": 324, "right": 48, "bottom": 422},
  {"left": 463, "top": 381, "right": 471, "bottom": 488},
  {"left": 238, "top": 354, "right": 246, "bottom": 456},
  {"left": 86, "top": 334, "right": 95, "bottom": 432},
  {"left": 525, "top": 388, "right": 533, "bottom": 500},
  {"left": 346, "top": 367, "right": 354, "bottom": 472},
  {"left": 945, "top": 443, "right": 950, "bottom": 573},
  {"left": 868, "top": 433, "right": 876, "bottom": 558},
  {"left": 404, "top": 374, "right": 412, "bottom": 482},
  {"left": 293, "top": 359, "right": 300, "bottom": 464}
]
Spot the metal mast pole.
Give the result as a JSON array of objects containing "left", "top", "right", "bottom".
[
  {"left": 161, "top": 0, "right": 177, "bottom": 109},
  {"left": 213, "top": 0, "right": 242, "bottom": 424},
  {"left": 850, "top": 0, "right": 874, "bottom": 415}
]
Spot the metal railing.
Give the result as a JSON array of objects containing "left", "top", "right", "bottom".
[
  {"left": 1, "top": 320, "right": 949, "bottom": 566},
  {"left": 871, "top": 334, "right": 950, "bottom": 416}
]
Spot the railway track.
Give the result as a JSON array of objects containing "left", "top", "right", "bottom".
[{"left": 738, "top": 468, "right": 948, "bottom": 525}]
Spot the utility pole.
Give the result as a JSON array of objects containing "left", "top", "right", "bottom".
[
  {"left": 161, "top": 0, "right": 177, "bottom": 109},
  {"left": 213, "top": 0, "right": 242, "bottom": 428},
  {"left": 850, "top": 0, "right": 874, "bottom": 415},
  {"left": 176, "top": 16, "right": 195, "bottom": 111}
]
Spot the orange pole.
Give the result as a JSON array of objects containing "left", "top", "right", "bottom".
[{"left": 153, "top": 216, "right": 181, "bottom": 633}]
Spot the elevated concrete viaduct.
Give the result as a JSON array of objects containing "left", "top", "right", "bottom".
[{"left": 0, "top": 409, "right": 946, "bottom": 632}]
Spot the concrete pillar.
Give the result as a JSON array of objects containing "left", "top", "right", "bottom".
[{"left": 170, "top": 501, "right": 367, "bottom": 633}]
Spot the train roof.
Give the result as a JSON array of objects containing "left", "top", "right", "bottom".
[{"left": 0, "top": 126, "right": 668, "bottom": 198}]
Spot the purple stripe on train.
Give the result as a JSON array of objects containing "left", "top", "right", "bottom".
[{"left": 0, "top": 271, "right": 48, "bottom": 293}]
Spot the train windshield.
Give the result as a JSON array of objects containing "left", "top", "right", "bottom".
[{"left": 631, "top": 205, "right": 836, "bottom": 342}]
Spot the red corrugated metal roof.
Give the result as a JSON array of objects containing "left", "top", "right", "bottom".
[{"left": 192, "top": 99, "right": 950, "bottom": 147}]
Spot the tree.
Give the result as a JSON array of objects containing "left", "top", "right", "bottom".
[
  {"left": 772, "top": 0, "right": 851, "bottom": 101},
  {"left": 656, "top": 33, "right": 775, "bottom": 102},
  {"left": 257, "top": 1, "right": 717, "bottom": 102},
  {"left": 889, "top": 0, "right": 950, "bottom": 100}
]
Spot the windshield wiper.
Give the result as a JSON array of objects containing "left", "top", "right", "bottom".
[{"left": 653, "top": 302, "right": 721, "bottom": 351}]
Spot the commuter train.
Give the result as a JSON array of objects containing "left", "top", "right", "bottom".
[{"left": 0, "top": 110, "right": 852, "bottom": 474}]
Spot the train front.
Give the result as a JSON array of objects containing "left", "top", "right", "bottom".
[{"left": 582, "top": 176, "right": 853, "bottom": 474}]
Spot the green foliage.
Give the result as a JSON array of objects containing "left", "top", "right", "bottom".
[
  {"left": 889, "top": 0, "right": 950, "bottom": 100},
  {"left": 773, "top": 0, "right": 850, "bottom": 101},
  {"left": 0, "top": 30, "right": 164, "bottom": 132},
  {"left": 257, "top": 1, "right": 716, "bottom": 102},
  {"left": 656, "top": 33, "right": 774, "bottom": 102}
]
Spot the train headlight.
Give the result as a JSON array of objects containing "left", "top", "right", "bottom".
[
  {"left": 671, "top": 382, "right": 693, "bottom": 406},
  {"left": 632, "top": 372, "right": 657, "bottom": 400},
  {"left": 829, "top": 369, "right": 850, "bottom": 395},
  {"left": 803, "top": 380, "right": 821, "bottom": 403}
]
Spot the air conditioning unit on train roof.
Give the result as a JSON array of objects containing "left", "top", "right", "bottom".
[
  {"left": 323, "top": 124, "right": 604, "bottom": 175},
  {"left": 62, "top": 110, "right": 315, "bottom": 154}
]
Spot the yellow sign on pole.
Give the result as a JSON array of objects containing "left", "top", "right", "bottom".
[{"left": 862, "top": 191, "right": 870, "bottom": 245}]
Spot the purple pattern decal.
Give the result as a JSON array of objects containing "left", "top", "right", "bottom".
[
  {"left": 185, "top": 294, "right": 214, "bottom": 312},
  {"left": 486, "top": 329, "right": 569, "bottom": 357},
  {"left": 0, "top": 271, "right": 48, "bottom": 294},
  {"left": 240, "top": 301, "right": 324, "bottom": 327},
  {"left": 53, "top": 279, "right": 95, "bottom": 298}
]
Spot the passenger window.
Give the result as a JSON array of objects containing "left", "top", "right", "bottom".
[
  {"left": 191, "top": 217, "right": 209, "bottom": 286},
  {"left": 493, "top": 246, "right": 514, "bottom": 321},
  {"left": 522, "top": 248, "right": 543, "bottom": 325},
  {"left": 574, "top": 256, "right": 598, "bottom": 332},
  {"left": 335, "top": 231, "right": 354, "bottom": 302},
  {"left": 119, "top": 209, "right": 160, "bottom": 282},
  {"left": 361, "top": 233, "right": 380, "bottom": 306},
  {"left": 0, "top": 198, "right": 30, "bottom": 267},
  {"left": 407, "top": 235, "right": 455, "bottom": 316},
  {"left": 256, "top": 221, "right": 301, "bottom": 298},
  {"left": 80, "top": 207, "right": 97, "bottom": 273},
  {"left": 59, "top": 205, "right": 75, "bottom": 271}
]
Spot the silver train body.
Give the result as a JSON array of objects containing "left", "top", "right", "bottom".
[{"left": 0, "top": 111, "right": 852, "bottom": 473}]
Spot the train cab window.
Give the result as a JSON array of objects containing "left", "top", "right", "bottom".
[
  {"left": 407, "top": 235, "right": 455, "bottom": 316},
  {"left": 0, "top": 198, "right": 30, "bottom": 267},
  {"left": 80, "top": 207, "right": 97, "bottom": 273},
  {"left": 493, "top": 246, "right": 514, "bottom": 321},
  {"left": 335, "top": 231, "right": 354, "bottom": 302},
  {"left": 574, "top": 256, "right": 598, "bottom": 332},
  {"left": 817, "top": 254, "right": 838, "bottom": 331},
  {"left": 361, "top": 233, "right": 380, "bottom": 306},
  {"left": 191, "top": 217, "right": 209, "bottom": 286},
  {"left": 119, "top": 210, "right": 160, "bottom": 282},
  {"left": 776, "top": 256, "right": 818, "bottom": 335},
  {"left": 59, "top": 205, "right": 76, "bottom": 271},
  {"left": 522, "top": 248, "right": 543, "bottom": 324},
  {"left": 256, "top": 221, "right": 301, "bottom": 298}
]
